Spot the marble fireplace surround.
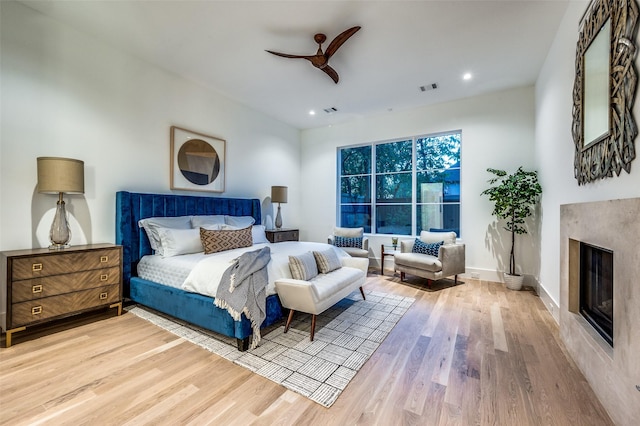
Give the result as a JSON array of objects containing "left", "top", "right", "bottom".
[{"left": 560, "top": 198, "right": 640, "bottom": 425}]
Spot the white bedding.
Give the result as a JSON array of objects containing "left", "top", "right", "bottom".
[
  {"left": 137, "top": 252, "right": 206, "bottom": 289},
  {"left": 137, "top": 241, "right": 349, "bottom": 298}
]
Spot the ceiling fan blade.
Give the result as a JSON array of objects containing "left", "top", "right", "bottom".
[
  {"left": 321, "top": 65, "right": 339, "bottom": 84},
  {"left": 265, "top": 50, "right": 313, "bottom": 60},
  {"left": 325, "top": 26, "right": 361, "bottom": 59}
]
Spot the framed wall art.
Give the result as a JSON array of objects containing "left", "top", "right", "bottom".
[{"left": 170, "top": 126, "right": 226, "bottom": 193}]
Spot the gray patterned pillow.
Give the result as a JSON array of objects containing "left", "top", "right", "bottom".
[
  {"left": 199, "top": 226, "right": 252, "bottom": 254},
  {"left": 313, "top": 249, "right": 342, "bottom": 274},
  {"left": 289, "top": 252, "right": 319, "bottom": 281}
]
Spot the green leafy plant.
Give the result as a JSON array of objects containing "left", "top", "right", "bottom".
[{"left": 481, "top": 167, "right": 542, "bottom": 276}]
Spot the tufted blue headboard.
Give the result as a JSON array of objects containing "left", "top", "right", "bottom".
[{"left": 115, "top": 191, "right": 261, "bottom": 295}]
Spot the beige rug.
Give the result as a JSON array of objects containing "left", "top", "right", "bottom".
[{"left": 127, "top": 290, "right": 414, "bottom": 407}]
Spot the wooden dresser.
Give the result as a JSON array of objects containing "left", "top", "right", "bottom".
[
  {"left": 1, "top": 243, "right": 122, "bottom": 347},
  {"left": 265, "top": 228, "right": 299, "bottom": 243}
]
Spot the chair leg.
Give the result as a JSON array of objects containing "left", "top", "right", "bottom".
[
  {"left": 284, "top": 309, "right": 295, "bottom": 333},
  {"left": 359, "top": 286, "right": 366, "bottom": 300},
  {"left": 400, "top": 272, "right": 405, "bottom": 281},
  {"left": 310, "top": 314, "right": 317, "bottom": 341},
  {"left": 454, "top": 275, "right": 458, "bottom": 285}
]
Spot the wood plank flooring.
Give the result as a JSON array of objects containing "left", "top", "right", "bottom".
[{"left": 0, "top": 274, "right": 613, "bottom": 425}]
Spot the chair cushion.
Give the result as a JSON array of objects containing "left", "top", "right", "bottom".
[
  {"left": 340, "top": 246, "right": 369, "bottom": 258},
  {"left": 309, "top": 267, "right": 363, "bottom": 301},
  {"left": 394, "top": 252, "right": 442, "bottom": 272},
  {"left": 412, "top": 239, "right": 443, "bottom": 256},
  {"left": 420, "top": 231, "right": 456, "bottom": 245}
]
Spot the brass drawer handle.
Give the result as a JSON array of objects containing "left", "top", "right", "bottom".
[
  {"left": 32, "top": 263, "right": 43, "bottom": 272},
  {"left": 100, "top": 274, "right": 108, "bottom": 281},
  {"left": 100, "top": 256, "right": 109, "bottom": 263},
  {"left": 32, "top": 285, "right": 43, "bottom": 294},
  {"left": 100, "top": 292, "right": 108, "bottom": 300},
  {"left": 32, "top": 306, "right": 42, "bottom": 315}
]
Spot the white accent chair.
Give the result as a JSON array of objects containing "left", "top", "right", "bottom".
[
  {"left": 275, "top": 257, "right": 368, "bottom": 341},
  {"left": 327, "top": 227, "right": 369, "bottom": 260},
  {"left": 394, "top": 231, "right": 465, "bottom": 287}
]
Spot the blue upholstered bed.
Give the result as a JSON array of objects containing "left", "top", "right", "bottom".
[{"left": 115, "top": 191, "right": 284, "bottom": 350}]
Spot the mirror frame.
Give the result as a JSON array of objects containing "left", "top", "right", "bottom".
[{"left": 572, "top": 0, "right": 639, "bottom": 184}]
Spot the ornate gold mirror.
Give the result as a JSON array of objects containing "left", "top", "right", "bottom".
[{"left": 572, "top": 0, "right": 639, "bottom": 184}]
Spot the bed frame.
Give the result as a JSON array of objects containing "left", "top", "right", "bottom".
[{"left": 115, "top": 191, "right": 284, "bottom": 351}]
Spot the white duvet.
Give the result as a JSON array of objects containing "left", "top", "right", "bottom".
[{"left": 180, "top": 241, "right": 348, "bottom": 298}]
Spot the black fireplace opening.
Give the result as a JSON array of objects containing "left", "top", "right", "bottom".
[{"left": 580, "top": 242, "right": 613, "bottom": 347}]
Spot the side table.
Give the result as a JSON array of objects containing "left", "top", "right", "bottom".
[
  {"left": 265, "top": 228, "right": 299, "bottom": 243},
  {"left": 380, "top": 244, "right": 400, "bottom": 276}
]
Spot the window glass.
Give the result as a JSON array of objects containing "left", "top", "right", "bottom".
[
  {"left": 338, "top": 131, "right": 461, "bottom": 237},
  {"left": 376, "top": 140, "right": 412, "bottom": 173},
  {"left": 341, "top": 146, "right": 371, "bottom": 175},
  {"left": 338, "top": 146, "right": 372, "bottom": 232},
  {"left": 376, "top": 205, "right": 411, "bottom": 235}
]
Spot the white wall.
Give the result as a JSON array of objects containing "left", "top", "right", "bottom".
[
  {"left": 0, "top": 2, "right": 301, "bottom": 252},
  {"left": 300, "top": 87, "right": 539, "bottom": 284},
  {"left": 535, "top": 1, "right": 640, "bottom": 317}
]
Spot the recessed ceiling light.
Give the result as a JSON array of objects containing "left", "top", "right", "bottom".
[
  {"left": 463, "top": 73, "right": 472, "bottom": 81},
  {"left": 309, "top": 110, "right": 316, "bottom": 116}
]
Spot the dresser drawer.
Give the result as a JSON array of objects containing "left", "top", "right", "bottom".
[
  {"left": 11, "top": 284, "right": 120, "bottom": 327},
  {"left": 11, "top": 248, "right": 120, "bottom": 280},
  {"left": 11, "top": 266, "right": 121, "bottom": 302}
]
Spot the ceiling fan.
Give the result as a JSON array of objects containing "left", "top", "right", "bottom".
[{"left": 266, "top": 26, "right": 361, "bottom": 84}]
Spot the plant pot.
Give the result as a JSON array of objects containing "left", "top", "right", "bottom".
[{"left": 504, "top": 273, "right": 524, "bottom": 291}]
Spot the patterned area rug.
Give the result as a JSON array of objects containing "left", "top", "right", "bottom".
[{"left": 126, "top": 290, "right": 414, "bottom": 407}]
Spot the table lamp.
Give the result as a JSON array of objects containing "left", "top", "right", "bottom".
[
  {"left": 271, "top": 186, "right": 288, "bottom": 229},
  {"left": 37, "top": 157, "right": 85, "bottom": 249}
]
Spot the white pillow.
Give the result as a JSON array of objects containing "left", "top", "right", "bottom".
[
  {"left": 138, "top": 216, "right": 192, "bottom": 252},
  {"left": 224, "top": 215, "right": 256, "bottom": 228},
  {"left": 252, "top": 225, "right": 269, "bottom": 244},
  {"left": 200, "top": 223, "right": 223, "bottom": 231},
  {"left": 157, "top": 228, "right": 203, "bottom": 257},
  {"left": 191, "top": 215, "right": 225, "bottom": 228}
]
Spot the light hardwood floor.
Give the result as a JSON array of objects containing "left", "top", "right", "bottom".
[{"left": 0, "top": 274, "right": 612, "bottom": 425}]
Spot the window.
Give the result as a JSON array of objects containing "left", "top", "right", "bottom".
[
  {"left": 339, "top": 145, "right": 372, "bottom": 232},
  {"left": 338, "top": 131, "right": 461, "bottom": 236}
]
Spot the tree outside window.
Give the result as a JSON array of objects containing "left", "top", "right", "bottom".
[{"left": 338, "top": 131, "right": 461, "bottom": 237}]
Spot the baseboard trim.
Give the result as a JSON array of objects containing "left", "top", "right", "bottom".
[{"left": 537, "top": 284, "right": 559, "bottom": 324}]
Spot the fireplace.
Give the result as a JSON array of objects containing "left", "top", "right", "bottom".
[
  {"left": 579, "top": 242, "right": 613, "bottom": 347},
  {"left": 561, "top": 198, "right": 640, "bottom": 426}
]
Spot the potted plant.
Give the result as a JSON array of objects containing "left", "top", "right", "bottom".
[{"left": 481, "top": 167, "right": 542, "bottom": 290}]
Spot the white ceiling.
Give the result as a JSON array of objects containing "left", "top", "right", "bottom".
[{"left": 21, "top": 0, "right": 571, "bottom": 130}]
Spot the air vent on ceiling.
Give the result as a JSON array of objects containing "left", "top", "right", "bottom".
[
  {"left": 420, "top": 83, "right": 438, "bottom": 92},
  {"left": 323, "top": 107, "right": 338, "bottom": 114}
]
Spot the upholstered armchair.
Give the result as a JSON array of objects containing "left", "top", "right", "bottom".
[
  {"left": 328, "top": 226, "right": 369, "bottom": 260},
  {"left": 394, "top": 231, "right": 465, "bottom": 287}
]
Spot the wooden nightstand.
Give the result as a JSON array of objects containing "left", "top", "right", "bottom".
[
  {"left": 265, "top": 228, "right": 299, "bottom": 243},
  {"left": 1, "top": 243, "right": 123, "bottom": 347}
]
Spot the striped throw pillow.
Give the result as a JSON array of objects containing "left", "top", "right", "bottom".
[
  {"left": 313, "top": 249, "right": 342, "bottom": 274},
  {"left": 289, "top": 252, "right": 319, "bottom": 281}
]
